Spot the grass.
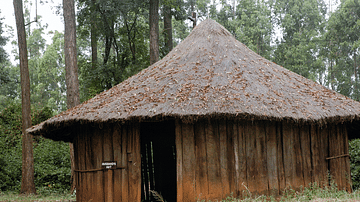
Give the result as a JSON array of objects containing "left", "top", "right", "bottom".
[
  {"left": 1, "top": 184, "right": 360, "bottom": 201},
  {"left": 199, "top": 183, "right": 360, "bottom": 202},
  {"left": 0, "top": 191, "right": 75, "bottom": 202}
]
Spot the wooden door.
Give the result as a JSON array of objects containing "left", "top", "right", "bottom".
[{"left": 74, "top": 123, "right": 141, "bottom": 202}]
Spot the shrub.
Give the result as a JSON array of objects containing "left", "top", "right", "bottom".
[
  {"left": 0, "top": 102, "right": 71, "bottom": 193},
  {"left": 350, "top": 138, "right": 360, "bottom": 190}
]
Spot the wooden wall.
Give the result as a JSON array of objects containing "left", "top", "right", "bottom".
[
  {"left": 175, "top": 119, "right": 351, "bottom": 202},
  {"left": 73, "top": 122, "right": 141, "bottom": 202},
  {"left": 71, "top": 119, "right": 350, "bottom": 202}
]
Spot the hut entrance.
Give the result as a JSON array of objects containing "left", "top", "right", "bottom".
[{"left": 140, "top": 120, "right": 176, "bottom": 202}]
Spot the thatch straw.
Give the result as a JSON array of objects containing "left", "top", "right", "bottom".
[{"left": 27, "top": 19, "right": 360, "bottom": 141}]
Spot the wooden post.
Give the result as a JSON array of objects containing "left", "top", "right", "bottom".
[{"left": 107, "top": 170, "right": 114, "bottom": 202}]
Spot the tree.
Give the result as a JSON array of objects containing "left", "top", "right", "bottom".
[
  {"left": 63, "top": 0, "right": 80, "bottom": 192},
  {"left": 272, "top": 0, "right": 327, "bottom": 81},
  {"left": 321, "top": 0, "right": 360, "bottom": 100},
  {"left": 163, "top": 2, "right": 173, "bottom": 54},
  {"left": 0, "top": 12, "right": 7, "bottom": 65},
  {"left": 150, "top": 0, "right": 159, "bottom": 65},
  {"left": 13, "top": 0, "right": 36, "bottom": 194}
]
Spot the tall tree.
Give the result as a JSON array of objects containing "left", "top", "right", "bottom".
[
  {"left": 90, "top": 0, "right": 98, "bottom": 69},
  {"left": 150, "top": 0, "right": 159, "bottom": 65},
  {"left": 272, "top": 0, "right": 327, "bottom": 81},
  {"left": 0, "top": 12, "right": 7, "bottom": 65},
  {"left": 13, "top": 0, "right": 36, "bottom": 194},
  {"left": 163, "top": 2, "right": 173, "bottom": 54},
  {"left": 63, "top": 0, "right": 80, "bottom": 192},
  {"left": 322, "top": 0, "right": 360, "bottom": 100}
]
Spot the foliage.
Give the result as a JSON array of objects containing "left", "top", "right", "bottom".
[
  {"left": 321, "top": 0, "right": 360, "bottom": 101},
  {"left": 350, "top": 139, "right": 360, "bottom": 190},
  {"left": 211, "top": 0, "right": 273, "bottom": 60},
  {"left": 272, "top": 0, "right": 327, "bottom": 81},
  {"left": 0, "top": 11, "right": 7, "bottom": 65},
  {"left": 0, "top": 102, "right": 71, "bottom": 192}
]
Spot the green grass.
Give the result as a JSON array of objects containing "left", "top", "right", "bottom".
[
  {"left": 2, "top": 184, "right": 360, "bottom": 202},
  {"left": 199, "top": 184, "right": 360, "bottom": 202},
  {"left": 0, "top": 191, "right": 75, "bottom": 202}
]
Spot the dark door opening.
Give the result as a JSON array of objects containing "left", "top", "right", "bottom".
[{"left": 141, "top": 120, "right": 176, "bottom": 202}]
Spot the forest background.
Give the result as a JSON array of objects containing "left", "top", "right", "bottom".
[{"left": 1, "top": 0, "right": 360, "bottom": 195}]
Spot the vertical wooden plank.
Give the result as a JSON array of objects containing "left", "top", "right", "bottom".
[
  {"left": 276, "top": 122, "right": 285, "bottom": 194},
  {"left": 337, "top": 125, "right": 345, "bottom": 190},
  {"left": 256, "top": 121, "right": 269, "bottom": 195},
  {"left": 319, "top": 126, "right": 329, "bottom": 187},
  {"left": 311, "top": 125, "right": 321, "bottom": 186},
  {"left": 343, "top": 125, "right": 352, "bottom": 192},
  {"left": 73, "top": 131, "right": 82, "bottom": 202},
  {"left": 134, "top": 123, "right": 142, "bottom": 201},
  {"left": 121, "top": 125, "right": 129, "bottom": 202},
  {"left": 219, "top": 119, "right": 229, "bottom": 198},
  {"left": 293, "top": 123, "right": 305, "bottom": 189},
  {"left": 245, "top": 121, "right": 258, "bottom": 195},
  {"left": 113, "top": 124, "right": 123, "bottom": 201},
  {"left": 283, "top": 122, "right": 297, "bottom": 190},
  {"left": 194, "top": 121, "right": 208, "bottom": 201},
  {"left": 81, "top": 127, "right": 91, "bottom": 202},
  {"left": 182, "top": 122, "right": 196, "bottom": 201},
  {"left": 103, "top": 123, "right": 114, "bottom": 202},
  {"left": 237, "top": 121, "right": 247, "bottom": 197},
  {"left": 207, "top": 119, "right": 222, "bottom": 200},
  {"left": 128, "top": 123, "right": 141, "bottom": 202},
  {"left": 300, "top": 125, "right": 313, "bottom": 187},
  {"left": 175, "top": 120, "right": 183, "bottom": 202},
  {"left": 92, "top": 126, "right": 104, "bottom": 201},
  {"left": 329, "top": 124, "right": 341, "bottom": 188},
  {"left": 85, "top": 126, "right": 94, "bottom": 201},
  {"left": 227, "top": 120, "right": 236, "bottom": 196},
  {"left": 266, "top": 121, "right": 279, "bottom": 196},
  {"left": 232, "top": 121, "right": 240, "bottom": 198}
]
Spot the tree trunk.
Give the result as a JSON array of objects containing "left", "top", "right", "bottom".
[
  {"left": 14, "top": 0, "right": 36, "bottom": 195},
  {"left": 149, "top": 0, "right": 159, "bottom": 65},
  {"left": 91, "top": 0, "right": 97, "bottom": 69},
  {"left": 163, "top": 4, "right": 173, "bottom": 54},
  {"left": 63, "top": 0, "right": 80, "bottom": 193}
]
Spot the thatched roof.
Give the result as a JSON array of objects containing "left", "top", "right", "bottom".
[{"left": 27, "top": 19, "right": 360, "bottom": 141}]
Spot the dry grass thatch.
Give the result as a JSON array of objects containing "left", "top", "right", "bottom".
[{"left": 27, "top": 19, "right": 360, "bottom": 141}]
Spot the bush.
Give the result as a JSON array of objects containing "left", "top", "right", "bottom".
[
  {"left": 350, "top": 138, "right": 360, "bottom": 190},
  {"left": 0, "top": 102, "right": 71, "bottom": 193},
  {"left": 34, "top": 137, "right": 71, "bottom": 195}
]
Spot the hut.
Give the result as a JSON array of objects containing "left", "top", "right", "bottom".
[{"left": 28, "top": 19, "right": 360, "bottom": 202}]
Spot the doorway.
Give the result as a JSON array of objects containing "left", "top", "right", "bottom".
[{"left": 140, "top": 120, "right": 176, "bottom": 202}]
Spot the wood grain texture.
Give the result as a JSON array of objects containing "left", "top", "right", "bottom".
[
  {"left": 293, "top": 123, "right": 304, "bottom": 189},
  {"left": 276, "top": 122, "right": 286, "bottom": 194},
  {"left": 237, "top": 121, "right": 248, "bottom": 197},
  {"left": 245, "top": 121, "right": 258, "bottom": 195},
  {"left": 266, "top": 121, "right": 279, "bottom": 196},
  {"left": 112, "top": 125, "right": 123, "bottom": 201},
  {"left": 182, "top": 123, "right": 196, "bottom": 201},
  {"left": 194, "top": 121, "right": 208, "bottom": 201},
  {"left": 175, "top": 120, "right": 183, "bottom": 202},
  {"left": 256, "top": 121, "right": 269, "bottom": 195},
  {"left": 227, "top": 120, "right": 236, "bottom": 196},
  {"left": 219, "top": 119, "right": 229, "bottom": 198},
  {"left": 121, "top": 125, "right": 129, "bottom": 201},
  {"left": 319, "top": 126, "right": 329, "bottom": 187},
  {"left": 207, "top": 120, "right": 222, "bottom": 199},
  {"left": 300, "top": 125, "right": 312, "bottom": 187},
  {"left": 343, "top": 125, "right": 352, "bottom": 192}
]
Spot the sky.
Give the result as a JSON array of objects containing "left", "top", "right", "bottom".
[{"left": 2, "top": 0, "right": 64, "bottom": 63}]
